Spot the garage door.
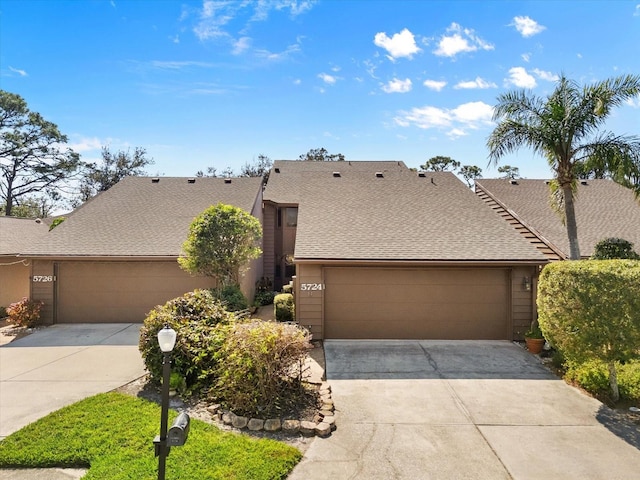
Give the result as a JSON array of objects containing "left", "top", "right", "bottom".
[
  {"left": 324, "top": 267, "right": 509, "bottom": 339},
  {"left": 56, "top": 262, "right": 216, "bottom": 323}
]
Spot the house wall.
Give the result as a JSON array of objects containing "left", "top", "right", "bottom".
[
  {"left": 30, "top": 260, "right": 56, "bottom": 324},
  {"left": 0, "top": 259, "right": 31, "bottom": 307},
  {"left": 295, "top": 263, "right": 324, "bottom": 339},
  {"left": 239, "top": 193, "right": 265, "bottom": 302},
  {"left": 510, "top": 266, "right": 537, "bottom": 339},
  {"left": 263, "top": 203, "right": 276, "bottom": 287}
]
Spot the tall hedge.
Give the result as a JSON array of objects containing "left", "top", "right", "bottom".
[{"left": 537, "top": 260, "right": 640, "bottom": 401}]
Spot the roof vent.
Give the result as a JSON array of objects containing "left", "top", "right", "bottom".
[
  {"left": 224, "top": 178, "right": 232, "bottom": 184},
  {"left": 580, "top": 180, "right": 588, "bottom": 185},
  {"left": 545, "top": 180, "right": 551, "bottom": 184},
  {"left": 187, "top": 178, "right": 196, "bottom": 184},
  {"left": 332, "top": 172, "right": 341, "bottom": 177},
  {"left": 274, "top": 167, "right": 280, "bottom": 173},
  {"left": 510, "top": 180, "right": 518, "bottom": 185},
  {"left": 35, "top": 218, "right": 42, "bottom": 224},
  {"left": 431, "top": 177, "right": 436, "bottom": 185},
  {"left": 151, "top": 178, "right": 160, "bottom": 183},
  {"left": 375, "top": 172, "right": 384, "bottom": 178}
]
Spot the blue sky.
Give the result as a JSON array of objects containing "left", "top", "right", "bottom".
[{"left": 1, "top": 0, "right": 639, "bottom": 180}]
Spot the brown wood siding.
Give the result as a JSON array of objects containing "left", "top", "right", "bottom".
[
  {"left": 0, "top": 260, "right": 31, "bottom": 307},
  {"left": 511, "top": 266, "right": 536, "bottom": 339},
  {"left": 262, "top": 204, "right": 276, "bottom": 284},
  {"left": 56, "top": 261, "right": 216, "bottom": 323},
  {"left": 30, "top": 260, "right": 55, "bottom": 324},
  {"left": 295, "top": 264, "right": 323, "bottom": 338},
  {"left": 323, "top": 267, "right": 510, "bottom": 340}
]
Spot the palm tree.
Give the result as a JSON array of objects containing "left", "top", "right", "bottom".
[{"left": 487, "top": 74, "right": 640, "bottom": 259}]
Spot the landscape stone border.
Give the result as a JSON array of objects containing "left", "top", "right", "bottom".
[{"left": 209, "top": 381, "right": 336, "bottom": 438}]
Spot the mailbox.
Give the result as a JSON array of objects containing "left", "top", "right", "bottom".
[{"left": 167, "top": 412, "right": 190, "bottom": 447}]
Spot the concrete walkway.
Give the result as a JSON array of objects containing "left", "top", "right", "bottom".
[{"left": 289, "top": 340, "right": 640, "bottom": 480}]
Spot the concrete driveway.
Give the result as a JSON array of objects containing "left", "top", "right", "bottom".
[
  {"left": 0, "top": 324, "right": 145, "bottom": 440},
  {"left": 289, "top": 340, "right": 640, "bottom": 480}
]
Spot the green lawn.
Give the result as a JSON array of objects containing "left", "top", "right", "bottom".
[{"left": 0, "top": 392, "right": 301, "bottom": 479}]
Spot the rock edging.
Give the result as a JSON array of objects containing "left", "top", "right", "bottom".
[{"left": 210, "top": 381, "right": 336, "bottom": 438}]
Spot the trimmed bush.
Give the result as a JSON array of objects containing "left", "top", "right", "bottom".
[
  {"left": 274, "top": 293, "right": 294, "bottom": 322},
  {"left": 6, "top": 298, "right": 44, "bottom": 327},
  {"left": 139, "top": 289, "right": 235, "bottom": 393},
  {"left": 211, "top": 284, "right": 248, "bottom": 312},
  {"left": 591, "top": 237, "right": 640, "bottom": 260},
  {"left": 565, "top": 360, "right": 640, "bottom": 402},
  {"left": 538, "top": 260, "right": 640, "bottom": 402},
  {"left": 254, "top": 290, "right": 276, "bottom": 307},
  {"left": 214, "top": 320, "right": 312, "bottom": 417}
]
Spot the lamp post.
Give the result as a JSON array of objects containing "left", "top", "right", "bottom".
[{"left": 156, "top": 324, "right": 176, "bottom": 480}]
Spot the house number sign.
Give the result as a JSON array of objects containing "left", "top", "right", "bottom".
[
  {"left": 300, "top": 283, "right": 324, "bottom": 291},
  {"left": 32, "top": 275, "right": 54, "bottom": 282}
]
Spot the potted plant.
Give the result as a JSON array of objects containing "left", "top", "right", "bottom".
[{"left": 524, "top": 323, "right": 545, "bottom": 354}]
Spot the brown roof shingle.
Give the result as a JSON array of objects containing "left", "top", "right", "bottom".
[
  {"left": 0, "top": 217, "right": 49, "bottom": 255},
  {"left": 23, "top": 176, "right": 263, "bottom": 257},
  {"left": 475, "top": 179, "right": 640, "bottom": 258},
  {"left": 265, "top": 161, "right": 547, "bottom": 262}
]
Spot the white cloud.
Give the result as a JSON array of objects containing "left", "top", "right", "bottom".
[
  {"left": 374, "top": 28, "right": 421, "bottom": 60},
  {"left": 532, "top": 68, "right": 558, "bottom": 82},
  {"left": 423, "top": 79, "right": 447, "bottom": 91},
  {"left": 634, "top": 4, "right": 640, "bottom": 16},
  {"left": 454, "top": 77, "right": 497, "bottom": 89},
  {"left": 232, "top": 36, "right": 252, "bottom": 55},
  {"left": 382, "top": 78, "right": 412, "bottom": 93},
  {"left": 521, "top": 53, "right": 531, "bottom": 62},
  {"left": 512, "top": 16, "right": 546, "bottom": 37},
  {"left": 434, "top": 23, "right": 494, "bottom": 58},
  {"left": 626, "top": 97, "right": 640, "bottom": 108},
  {"left": 149, "top": 60, "right": 213, "bottom": 70},
  {"left": 394, "top": 101, "right": 493, "bottom": 134},
  {"left": 68, "top": 136, "right": 104, "bottom": 153},
  {"left": 9, "top": 66, "right": 28, "bottom": 76},
  {"left": 318, "top": 72, "right": 337, "bottom": 85},
  {"left": 293, "top": 78, "right": 302, "bottom": 85},
  {"left": 254, "top": 42, "right": 301, "bottom": 61},
  {"left": 506, "top": 67, "right": 537, "bottom": 88}
]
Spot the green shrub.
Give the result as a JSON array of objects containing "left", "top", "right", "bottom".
[
  {"left": 274, "top": 293, "right": 294, "bottom": 322},
  {"left": 6, "top": 298, "right": 44, "bottom": 327},
  {"left": 565, "top": 359, "right": 640, "bottom": 401},
  {"left": 214, "top": 320, "right": 312, "bottom": 417},
  {"left": 254, "top": 290, "right": 276, "bottom": 306},
  {"left": 139, "top": 289, "right": 235, "bottom": 393},
  {"left": 591, "top": 237, "right": 640, "bottom": 260},
  {"left": 0, "top": 306, "right": 7, "bottom": 319},
  {"left": 211, "top": 284, "right": 248, "bottom": 312},
  {"left": 538, "top": 260, "right": 640, "bottom": 402}
]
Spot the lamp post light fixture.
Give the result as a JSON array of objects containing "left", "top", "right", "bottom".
[{"left": 155, "top": 324, "right": 176, "bottom": 480}]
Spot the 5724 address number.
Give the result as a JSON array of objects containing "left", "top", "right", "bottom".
[{"left": 300, "top": 283, "right": 324, "bottom": 291}]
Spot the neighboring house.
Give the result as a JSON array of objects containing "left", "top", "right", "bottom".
[
  {"left": 20, "top": 176, "right": 264, "bottom": 324},
  {"left": 475, "top": 179, "right": 640, "bottom": 260},
  {"left": 0, "top": 217, "right": 49, "bottom": 308},
  {"left": 263, "top": 161, "right": 548, "bottom": 340}
]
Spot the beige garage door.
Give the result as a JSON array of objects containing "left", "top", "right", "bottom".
[
  {"left": 324, "top": 267, "right": 509, "bottom": 339},
  {"left": 56, "top": 262, "right": 216, "bottom": 323}
]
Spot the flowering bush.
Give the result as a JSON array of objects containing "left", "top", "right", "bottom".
[{"left": 6, "top": 298, "right": 44, "bottom": 327}]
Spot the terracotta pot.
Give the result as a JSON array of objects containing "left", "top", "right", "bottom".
[{"left": 525, "top": 337, "right": 544, "bottom": 354}]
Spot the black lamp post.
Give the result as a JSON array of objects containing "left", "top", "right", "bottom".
[{"left": 156, "top": 324, "right": 176, "bottom": 480}]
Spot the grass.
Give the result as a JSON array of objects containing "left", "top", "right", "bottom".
[{"left": 0, "top": 392, "right": 301, "bottom": 479}]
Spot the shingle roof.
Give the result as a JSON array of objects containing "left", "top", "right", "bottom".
[
  {"left": 23, "top": 176, "right": 263, "bottom": 257},
  {"left": 266, "top": 162, "right": 547, "bottom": 262},
  {"left": 475, "top": 179, "right": 640, "bottom": 258},
  {"left": 0, "top": 217, "right": 49, "bottom": 255},
  {"left": 264, "top": 160, "right": 408, "bottom": 204}
]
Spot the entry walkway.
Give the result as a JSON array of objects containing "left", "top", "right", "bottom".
[{"left": 289, "top": 340, "right": 640, "bottom": 480}]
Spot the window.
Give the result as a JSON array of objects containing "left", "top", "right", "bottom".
[{"left": 285, "top": 207, "right": 298, "bottom": 227}]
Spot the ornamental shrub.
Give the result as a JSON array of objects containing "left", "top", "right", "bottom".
[
  {"left": 211, "top": 284, "right": 248, "bottom": 312},
  {"left": 565, "top": 360, "right": 640, "bottom": 402},
  {"left": 139, "top": 289, "right": 235, "bottom": 393},
  {"left": 538, "top": 260, "right": 640, "bottom": 402},
  {"left": 214, "top": 320, "right": 312, "bottom": 417},
  {"left": 274, "top": 293, "right": 294, "bottom": 322},
  {"left": 6, "top": 298, "right": 44, "bottom": 327},
  {"left": 591, "top": 237, "right": 640, "bottom": 260},
  {"left": 254, "top": 290, "right": 276, "bottom": 307}
]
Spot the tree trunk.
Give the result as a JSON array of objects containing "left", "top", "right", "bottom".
[
  {"left": 563, "top": 184, "right": 581, "bottom": 259},
  {"left": 608, "top": 361, "right": 620, "bottom": 403}
]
